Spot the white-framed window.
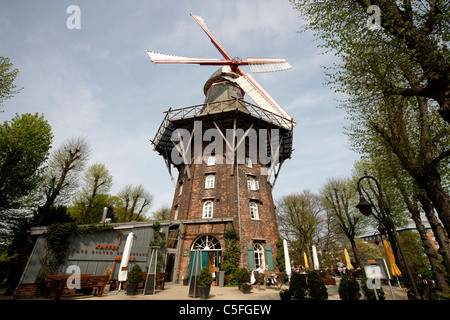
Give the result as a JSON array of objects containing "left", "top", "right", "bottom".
[
  {"left": 174, "top": 206, "right": 179, "bottom": 220},
  {"left": 247, "top": 176, "right": 259, "bottom": 190},
  {"left": 254, "top": 243, "right": 265, "bottom": 269},
  {"left": 250, "top": 202, "right": 259, "bottom": 220},
  {"left": 203, "top": 200, "right": 214, "bottom": 218},
  {"left": 245, "top": 157, "right": 253, "bottom": 168},
  {"left": 207, "top": 156, "right": 215, "bottom": 166},
  {"left": 205, "top": 174, "right": 215, "bottom": 189},
  {"left": 178, "top": 182, "right": 183, "bottom": 196}
]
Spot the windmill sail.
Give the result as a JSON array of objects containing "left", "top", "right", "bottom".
[
  {"left": 190, "top": 14, "right": 232, "bottom": 61},
  {"left": 247, "top": 58, "right": 292, "bottom": 73},
  {"left": 233, "top": 73, "right": 295, "bottom": 127},
  {"left": 147, "top": 51, "right": 223, "bottom": 65},
  {"left": 147, "top": 14, "right": 296, "bottom": 127}
]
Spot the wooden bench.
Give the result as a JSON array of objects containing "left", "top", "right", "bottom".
[
  {"left": 79, "top": 275, "right": 109, "bottom": 297},
  {"left": 156, "top": 272, "right": 168, "bottom": 290},
  {"left": 44, "top": 274, "right": 108, "bottom": 300}
]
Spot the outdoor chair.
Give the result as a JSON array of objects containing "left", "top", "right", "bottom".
[
  {"left": 256, "top": 274, "right": 265, "bottom": 290},
  {"left": 273, "top": 272, "right": 285, "bottom": 290}
]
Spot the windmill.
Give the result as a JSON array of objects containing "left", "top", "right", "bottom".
[
  {"left": 148, "top": 14, "right": 296, "bottom": 278},
  {"left": 147, "top": 14, "right": 296, "bottom": 126}
]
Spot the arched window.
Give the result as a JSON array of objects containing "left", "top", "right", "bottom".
[
  {"left": 250, "top": 202, "right": 259, "bottom": 220},
  {"left": 205, "top": 174, "right": 215, "bottom": 189},
  {"left": 253, "top": 243, "right": 265, "bottom": 269},
  {"left": 191, "top": 235, "right": 221, "bottom": 251},
  {"left": 203, "top": 200, "right": 213, "bottom": 218},
  {"left": 174, "top": 206, "right": 179, "bottom": 220},
  {"left": 247, "top": 176, "right": 259, "bottom": 190},
  {"left": 178, "top": 182, "right": 183, "bottom": 196},
  {"left": 245, "top": 157, "right": 253, "bottom": 168}
]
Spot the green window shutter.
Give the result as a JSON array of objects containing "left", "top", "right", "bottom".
[
  {"left": 266, "top": 243, "right": 274, "bottom": 271},
  {"left": 246, "top": 242, "right": 255, "bottom": 271}
]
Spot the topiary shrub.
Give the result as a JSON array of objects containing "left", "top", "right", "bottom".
[
  {"left": 128, "top": 264, "right": 143, "bottom": 284},
  {"left": 289, "top": 272, "right": 308, "bottom": 299},
  {"left": 197, "top": 267, "right": 213, "bottom": 287},
  {"left": 339, "top": 275, "right": 361, "bottom": 300},
  {"left": 234, "top": 268, "right": 251, "bottom": 286},
  {"left": 307, "top": 271, "right": 328, "bottom": 300}
]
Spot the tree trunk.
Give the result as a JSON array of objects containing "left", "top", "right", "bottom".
[
  {"left": 349, "top": 237, "right": 360, "bottom": 268},
  {"left": 410, "top": 207, "right": 448, "bottom": 294},
  {"left": 414, "top": 170, "right": 450, "bottom": 236},
  {"left": 419, "top": 193, "right": 450, "bottom": 275}
]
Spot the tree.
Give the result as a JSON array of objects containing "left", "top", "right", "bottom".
[
  {"left": 276, "top": 190, "right": 324, "bottom": 269},
  {"left": 221, "top": 229, "right": 240, "bottom": 284},
  {"left": 5, "top": 137, "right": 90, "bottom": 295},
  {"left": 69, "top": 163, "right": 113, "bottom": 224},
  {"left": 353, "top": 154, "right": 449, "bottom": 293},
  {"left": 0, "top": 113, "right": 53, "bottom": 212},
  {"left": 290, "top": 0, "right": 450, "bottom": 236},
  {"left": 0, "top": 57, "right": 21, "bottom": 110},
  {"left": 115, "top": 184, "right": 153, "bottom": 221},
  {"left": 36, "top": 137, "right": 91, "bottom": 225},
  {"left": 150, "top": 205, "right": 171, "bottom": 220},
  {"left": 290, "top": 0, "right": 450, "bottom": 124},
  {"left": 320, "top": 177, "right": 370, "bottom": 267}
]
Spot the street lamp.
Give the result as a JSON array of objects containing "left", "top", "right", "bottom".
[{"left": 356, "top": 175, "right": 422, "bottom": 300}]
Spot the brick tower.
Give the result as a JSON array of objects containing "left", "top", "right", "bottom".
[{"left": 148, "top": 14, "right": 294, "bottom": 281}]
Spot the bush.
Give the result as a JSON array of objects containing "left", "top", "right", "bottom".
[
  {"left": 307, "top": 271, "right": 328, "bottom": 300},
  {"left": 339, "top": 275, "right": 361, "bottom": 300},
  {"left": 289, "top": 273, "right": 308, "bottom": 299},
  {"left": 128, "top": 264, "right": 143, "bottom": 284},
  {"left": 234, "top": 268, "right": 251, "bottom": 285},
  {"left": 197, "top": 267, "right": 213, "bottom": 287},
  {"left": 361, "top": 277, "right": 385, "bottom": 300}
]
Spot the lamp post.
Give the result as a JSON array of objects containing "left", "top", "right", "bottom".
[{"left": 356, "top": 175, "right": 422, "bottom": 300}]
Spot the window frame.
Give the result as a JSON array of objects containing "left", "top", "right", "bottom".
[
  {"left": 203, "top": 200, "right": 214, "bottom": 218},
  {"left": 250, "top": 202, "right": 259, "bottom": 220},
  {"left": 207, "top": 155, "right": 215, "bottom": 166},
  {"left": 205, "top": 174, "right": 215, "bottom": 189},
  {"left": 253, "top": 243, "right": 265, "bottom": 269}
]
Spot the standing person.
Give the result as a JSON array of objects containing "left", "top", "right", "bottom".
[{"left": 337, "top": 260, "right": 344, "bottom": 276}]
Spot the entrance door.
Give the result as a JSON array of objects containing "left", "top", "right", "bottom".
[
  {"left": 165, "top": 253, "right": 176, "bottom": 282},
  {"left": 189, "top": 235, "right": 222, "bottom": 276}
]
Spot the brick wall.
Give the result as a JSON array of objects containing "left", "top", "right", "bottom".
[{"left": 169, "top": 142, "right": 280, "bottom": 280}]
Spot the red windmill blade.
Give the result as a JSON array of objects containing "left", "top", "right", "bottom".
[{"left": 147, "top": 14, "right": 296, "bottom": 126}]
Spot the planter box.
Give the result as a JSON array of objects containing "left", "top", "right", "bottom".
[
  {"left": 198, "top": 286, "right": 211, "bottom": 299},
  {"left": 322, "top": 278, "right": 336, "bottom": 285},
  {"left": 239, "top": 284, "right": 252, "bottom": 294},
  {"left": 126, "top": 283, "right": 138, "bottom": 296}
]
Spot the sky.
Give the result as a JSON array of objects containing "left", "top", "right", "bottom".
[{"left": 0, "top": 0, "right": 361, "bottom": 217}]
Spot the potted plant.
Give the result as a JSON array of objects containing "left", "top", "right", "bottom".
[
  {"left": 307, "top": 271, "right": 328, "bottom": 300},
  {"left": 235, "top": 268, "right": 251, "bottom": 292},
  {"left": 279, "top": 288, "right": 291, "bottom": 300},
  {"left": 241, "top": 282, "right": 252, "bottom": 294},
  {"left": 338, "top": 275, "right": 361, "bottom": 300},
  {"left": 289, "top": 273, "right": 308, "bottom": 299},
  {"left": 104, "top": 266, "right": 112, "bottom": 293},
  {"left": 183, "top": 275, "right": 190, "bottom": 286},
  {"left": 197, "top": 267, "right": 213, "bottom": 299},
  {"left": 126, "top": 264, "right": 143, "bottom": 296}
]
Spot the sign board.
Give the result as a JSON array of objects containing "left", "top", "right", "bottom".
[{"left": 362, "top": 258, "right": 391, "bottom": 280}]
